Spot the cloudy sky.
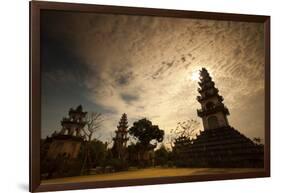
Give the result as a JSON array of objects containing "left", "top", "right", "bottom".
[{"left": 41, "top": 10, "right": 265, "bottom": 144}]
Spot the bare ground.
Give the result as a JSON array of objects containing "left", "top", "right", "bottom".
[{"left": 42, "top": 167, "right": 264, "bottom": 184}]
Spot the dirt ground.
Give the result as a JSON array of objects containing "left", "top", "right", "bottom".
[{"left": 41, "top": 167, "right": 264, "bottom": 184}]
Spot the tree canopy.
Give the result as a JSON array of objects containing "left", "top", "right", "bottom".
[{"left": 129, "top": 118, "right": 164, "bottom": 147}]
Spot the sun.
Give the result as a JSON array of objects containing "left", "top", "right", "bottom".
[{"left": 191, "top": 70, "right": 200, "bottom": 81}]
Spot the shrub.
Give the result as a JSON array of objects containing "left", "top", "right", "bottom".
[{"left": 107, "top": 158, "right": 128, "bottom": 172}]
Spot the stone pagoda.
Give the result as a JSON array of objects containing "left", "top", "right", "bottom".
[
  {"left": 59, "top": 105, "right": 87, "bottom": 137},
  {"left": 41, "top": 105, "right": 87, "bottom": 179},
  {"left": 196, "top": 68, "right": 230, "bottom": 130},
  {"left": 112, "top": 113, "right": 129, "bottom": 160},
  {"left": 175, "top": 68, "right": 264, "bottom": 168}
]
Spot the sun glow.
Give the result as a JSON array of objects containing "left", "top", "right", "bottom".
[{"left": 191, "top": 70, "right": 200, "bottom": 81}]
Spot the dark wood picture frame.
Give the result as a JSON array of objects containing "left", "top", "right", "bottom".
[{"left": 30, "top": 1, "right": 270, "bottom": 192}]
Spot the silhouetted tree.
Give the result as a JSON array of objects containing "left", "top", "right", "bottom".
[
  {"left": 168, "top": 119, "right": 200, "bottom": 167},
  {"left": 128, "top": 119, "right": 164, "bottom": 167},
  {"left": 169, "top": 119, "right": 200, "bottom": 148},
  {"left": 129, "top": 118, "right": 164, "bottom": 148},
  {"left": 88, "top": 139, "right": 108, "bottom": 167},
  {"left": 81, "top": 112, "right": 104, "bottom": 174},
  {"left": 83, "top": 112, "right": 104, "bottom": 141},
  {"left": 154, "top": 144, "right": 169, "bottom": 166}
]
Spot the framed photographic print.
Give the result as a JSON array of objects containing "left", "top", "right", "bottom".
[{"left": 30, "top": 1, "right": 270, "bottom": 192}]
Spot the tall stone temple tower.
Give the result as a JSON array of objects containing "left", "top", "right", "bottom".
[
  {"left": 197, "top": 68, "right": 230, "bottom": 130},
  {"left": 112, "top": 113, "right": 129, "bottom": 159},
  {"left": 173, "top": 67, "right": 264, "bottom": 168}
]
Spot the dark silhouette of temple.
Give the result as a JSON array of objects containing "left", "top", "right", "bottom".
[
  {"left": 47, "top": 105, "right": 86, "bottom": 159},
  {"left": 175, "top": 68, "right": 264, "bottom": 168},
  {"left": 41, "top": 105, "right": 87, "bottom": 178},
  {"left": 197, "top": 68, "right": 230, "bottom": 130},
  {"left": 111, "top": 113, "right": 129, "bottom": 160}
]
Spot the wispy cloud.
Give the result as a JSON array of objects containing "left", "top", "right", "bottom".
[{"left": 41, "top": 11, "right": 265, "bottom": 142}]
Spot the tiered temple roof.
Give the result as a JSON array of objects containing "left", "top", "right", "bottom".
[
  {"left": 59, "top": 105, "right": 87, "bottom": 137},
  {"left": 112, "top": 113, "right": 129, "bottom": 159},
  {"left": 196, "top": 68, "right": 229, "bottom": 121},
  {"left": 113, "top": 113, "right": 129, "bottom": 142}
]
